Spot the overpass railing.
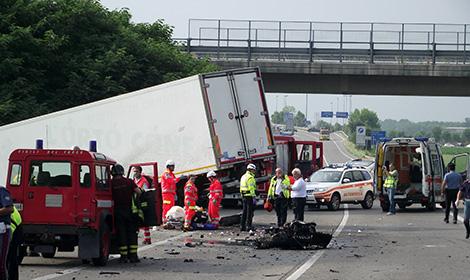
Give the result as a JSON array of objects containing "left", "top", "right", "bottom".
[{"left": 175, "top": 19, "right": 470, "bottom": 65}]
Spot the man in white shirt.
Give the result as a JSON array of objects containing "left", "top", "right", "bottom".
[{"left": 289, "top": 168, "right": 306, "bottom": 221}]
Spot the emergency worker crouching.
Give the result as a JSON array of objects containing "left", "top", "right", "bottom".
[{"left": 111, "top": 164, "right": 142, "bottom": 263}]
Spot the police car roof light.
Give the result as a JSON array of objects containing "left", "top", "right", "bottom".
[{"left": 414, "top": 137, "right": 429, "bottom": 142}]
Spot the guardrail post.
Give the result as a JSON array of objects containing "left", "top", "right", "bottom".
[
  {"left": 248, "top": 21, "right": 252, "bottom": 64},
  {"left": 217, "top": 20, "right": 221, "bottom": 60},
  {"left": 247, "top": 39, "right": 252, "bottom": 65},
  {"left": 278, "top": 21, "right": 282, "bottom": 61},
  {"left": 369, "top": 23, "right": 374, "bottom": 63},
  {"left": 432, "top": 24, "right": 436, "bottom": 65},
  {"left": 339, "top": 22, "right": 343, "bottom": 62},
  {"left": 309, "top": 22, "right": 313, "bottom": 62},
  {"left": 400, "top": 23, "right": 404, "bottom": 64},
  {"left": 464, "top": 24, "right": 467, "bottom": 64}
]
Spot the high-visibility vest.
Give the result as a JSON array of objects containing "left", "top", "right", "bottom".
[
  {"left": 10, "top": 206, "right": 22, "bottom": 234},
  {"left": 384, "top": 170, "right": 398, "bottom": 189},
  {"left": 268, "top": 175, "right": 291, "bottom": 199},
  {"left": 240, "top": 171, "right": 256, "bottom": 197},
  {"left": 131, "top": 194, "right": 144, "bottom": 221}
]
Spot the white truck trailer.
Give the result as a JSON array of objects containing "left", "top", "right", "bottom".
[{"left": 0, "top": 68, "right": 276, "bottom": 202}]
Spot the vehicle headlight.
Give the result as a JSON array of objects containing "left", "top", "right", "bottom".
[{"left": 315, "top": 187, "right": 326, "bottom": 192}]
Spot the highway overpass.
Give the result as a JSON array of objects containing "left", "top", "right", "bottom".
[{"left": 178, "top": 19, "right": 470, "bottom": 96}]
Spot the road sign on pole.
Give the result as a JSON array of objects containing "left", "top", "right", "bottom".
[
  {"left": 321, "top": 111, "right": 334, "bottom": 118},
  {"left": 371, "top": 131, "right": 387, "bottom": 145},
  {"left": 335, "top": 112, "right": 349, "bottom": 118},
  {"left": 356, "top": 126, "right": 366, "bottom": 147}
]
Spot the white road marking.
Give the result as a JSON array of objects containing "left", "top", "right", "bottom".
[
  {"left": 31, "top": 232, "right": 190, "bottom": 280},
  {"left": 285, "top": 204, "right": 349, "bottom": 280},
  {"left": 331, "top": 138, "right": 354, "bottom": 161}
]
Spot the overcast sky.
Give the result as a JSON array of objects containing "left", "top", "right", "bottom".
[{"left": 100, "top": 0, "right": 470, "bottom": 122}]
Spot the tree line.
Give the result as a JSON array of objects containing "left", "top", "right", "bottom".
[{"left": 0, "top": 0, "right": 216, "bottom": 126}]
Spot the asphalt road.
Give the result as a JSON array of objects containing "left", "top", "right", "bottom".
[{"left": 20, "top": 131, "right": 469, "bottom": 280}]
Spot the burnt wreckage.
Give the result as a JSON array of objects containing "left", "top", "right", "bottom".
[{"left": 255, "top": 221, "right": 333, "bottom": 250}]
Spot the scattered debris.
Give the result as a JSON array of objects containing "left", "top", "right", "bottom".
[
  {"left": 184, "top": 259, "right": 194, "bottom": 263},
  {"left": 219, "top": 213, "right": 241, "bottom": 226},
  {"left": 185, "top": 242, "right": 196, "bottom": 248},
  {"left": 255, "top": 221, "right": 332, "bottom": 250},
  {"left": 166, "top": 250, "right": 180, "bottom": 255},
  {"left": 263, "top": 274, "right": 282, "bottom": 277},
  {"left": 329, "top": 269, "right": 339, "bottom": 273},
  {"left": 99, "top": 272, "right": 120, "bottom": 275},
  {"left": 216, "top": 256, "right": 225, "bottom": 259}
]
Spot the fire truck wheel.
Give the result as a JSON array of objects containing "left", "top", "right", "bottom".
[
  {"left": 41, "top": 248, "right": 56, "bottom": 259},
  {"left": 92, "top": 225, "right": 110, "bottom": 266}
]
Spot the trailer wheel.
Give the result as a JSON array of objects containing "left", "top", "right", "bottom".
[
  {"left": 361, "top": 192, "right": 374, "bottom": 209},
  {"left": 92, "top": 225, "right": 110, "bottom": 266},
  {"left": 327, "top": 193, "right": 341, "bottom": 211}
]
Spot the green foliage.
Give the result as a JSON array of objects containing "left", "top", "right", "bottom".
[
  {"left": 441, "top": 147, "right": 470, "bottom": 155},
  {"left": 271, "top": 111, "right": 284, "bottom": 124},
  {"left": 0, "top": 0, "right": 216, "bottom": 125},
  {"left": 344, "top": 108, "right": 381, "bottom": 143},
  {"left": 315, "top": 120, "right": 332, "bottom": 130},
  {"left": 294, "top": 111, "right": 306, "bottom": 127}
]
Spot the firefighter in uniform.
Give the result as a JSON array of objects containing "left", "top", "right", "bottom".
[
  {"left": 240, "top": 164, "right": 257, "bottom": 231},
  {"left": 267, "top": 168, "right": 291, "bottom": 227},
  {"left": 111, "top": 164, "right": 142, "bottom": 263},
  {"left": 7, "top": 207, "right": 22, "bottom": 280},
  {"left": 161, "top": 160, "right": 180, "bottom": 225},
  {"left": 0, "top": 186, "right": 13, "bottom": 280},
  {"left": 183, "top": 175, "right": 198, "bottom": 231},
  {"left": 133, "top": 166, "right": 152, "bottom": 245},
  {"left": 207, "top": 171, "right": 223, "bottom": 227}
]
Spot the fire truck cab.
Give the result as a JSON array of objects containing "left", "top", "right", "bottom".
[{"left": 6, "top": 145, "right": 117, "bottom": 266}]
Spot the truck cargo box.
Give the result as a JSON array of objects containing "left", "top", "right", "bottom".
[{"left": 0, "top": 68, "right": 275, "bottom": 184}]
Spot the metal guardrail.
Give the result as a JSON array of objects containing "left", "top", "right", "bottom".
[{"left": 175, "top": 19, "right": 470, "bottom": 65}]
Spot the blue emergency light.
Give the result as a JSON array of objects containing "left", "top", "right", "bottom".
[
  {"left": 89, "top": 140, "right": 97, "bottom": 152},
  {"left": 36, "top": 139, "right": 43, "bottom": 149}
]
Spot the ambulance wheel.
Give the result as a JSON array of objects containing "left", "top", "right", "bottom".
[
  {"left": 41, "top": 249, "right": 56, "bottom": 259},
  {"left": 361, "top": 192, "right": 374, "bottom": 209},
  {"left": 92, "top": 225, "right": 110, "bottom": 266},
  {"left": 327, "top": 193, "right": 341, "bottom": 211}
]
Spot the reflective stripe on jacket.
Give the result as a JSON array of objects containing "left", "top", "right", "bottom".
[
  {"left": 10, "top": 206, "right": 22, "bottom": 234},
  {"left": 268, "top": 175, "right": 291, "bottom": 199},
  {"left": 240, "top": 171, "right": 256, "bottom": 197}
]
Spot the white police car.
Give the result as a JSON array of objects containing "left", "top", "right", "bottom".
[{"left": 306, "top": 164, "right": 374, "bottom": 211}]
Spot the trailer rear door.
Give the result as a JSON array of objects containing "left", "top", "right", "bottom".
[
  {"left": 232, "top": 70, "right": 274, "bottom": 160},
  {"left": 202, "top": 68, "right": 274, "bottom": 166}
]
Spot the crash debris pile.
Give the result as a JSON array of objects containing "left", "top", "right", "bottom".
[{"left": 255, "top": 221, "right": 332, "bottom": 250}]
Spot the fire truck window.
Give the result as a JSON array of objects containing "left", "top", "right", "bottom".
[
  {"left": 9, "top": 164, "right": 22, "bottom": 186},
  {"left": 29, "top": 161, "right": 71, "bottom": 187},
  {"left": 297, "top": 145, "right": 312, "bottom": 161},
  {"left": 80, "top": 165, "right": 91, "bottom": 188},
  {"left": 95, "top": 166, "right": 110, "bottom": 190}
]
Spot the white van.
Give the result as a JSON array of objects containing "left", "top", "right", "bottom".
[{"left": 374, "top": 137, "right": 447, "bottom": 211}]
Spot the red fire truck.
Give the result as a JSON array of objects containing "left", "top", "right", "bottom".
[
  {"left": 273, "top": 135, "right": 324, "bottom": 179},
  {"left": 6, "top": 142, "right": 131, "bottom": 266}
]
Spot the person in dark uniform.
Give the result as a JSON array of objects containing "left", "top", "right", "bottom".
[
  {"left": 0, "top": 186, "right": 13, "bottom": 280},
  {"left": 7, "top": 206, "right": 22, "bottom": 280},
  {"left": 111, "top": 164, "right": 142, "bottom": 263}
]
